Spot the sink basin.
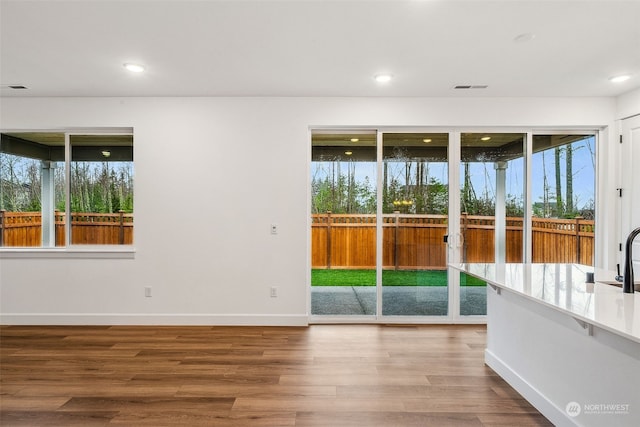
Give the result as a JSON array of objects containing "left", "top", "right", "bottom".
[{"left": 598, "top": 281, "right": 640, "bottom": 292}]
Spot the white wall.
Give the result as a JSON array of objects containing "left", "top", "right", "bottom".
[
  {"left": 0, "top": 96, "right": 617, "bottom": 325},
  {"left": 617, "top": 88, "right": 640, "bottom": 120}
]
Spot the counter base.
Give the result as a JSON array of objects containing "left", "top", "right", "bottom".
[{"left": 486, "top": 287, "right": 640, "bottom": 427}]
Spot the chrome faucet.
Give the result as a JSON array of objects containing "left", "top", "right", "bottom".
[{"left": 623, "top": 227, "right": 640, "bottom": 293}]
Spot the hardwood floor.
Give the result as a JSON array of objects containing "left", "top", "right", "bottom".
[{"left": 0, "top": 325, "right": 552, "bottom": 426}]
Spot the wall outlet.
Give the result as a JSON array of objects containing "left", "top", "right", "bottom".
[
  {"left": 270, "top": 286, "right": 278, "bottom": 298},
  {"left": 270, "top": 224, "right": 278, "bottom": 235},
  {"left": 145, "top": 286, "right": 152, "bottom": 297}
]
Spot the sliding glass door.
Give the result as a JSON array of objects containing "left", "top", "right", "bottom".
[
  {"left": 310, "top": 129, "right": 596, "bottom": 321},
  {"left": 310, "top": 131, "right": 377, "bottom": 316},
  {"left": 382, "top": 133, "right": 449, "bottom": 316}
]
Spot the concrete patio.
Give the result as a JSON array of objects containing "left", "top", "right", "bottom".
[{"left": 311, "top": 286, "right": 487, "bottom": 316}]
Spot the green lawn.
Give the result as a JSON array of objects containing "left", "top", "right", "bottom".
[{"left": 311, "top": 269, "right": 486, "bottom": 287}]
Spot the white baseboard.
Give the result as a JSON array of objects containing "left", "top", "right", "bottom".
[
  {"left": 0, "top": 313, "right": 309, "bottom": 326},
  {"left": 485, "top": 349, "right": 579, "bottom": 427}
]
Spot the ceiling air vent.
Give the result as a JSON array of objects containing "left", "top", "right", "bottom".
[
  {"left": 454, "top": 85, "right": 488, "bottom": 89},
  {"left": 1, "top": 84, "right": 28, "bottom": 89}
]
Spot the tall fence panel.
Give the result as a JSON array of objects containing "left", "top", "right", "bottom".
[
  {"left": 68, "top": 212, "right": 133, "bottom": 245},
  {"left": 383, "top": 214, "right": 448, "bottom": 270},
  {"left": 311, "top": 213, "right": 376, "bottom": 269},
  {"left": 0, "top": 211, "right": 133, "bottom": 246},
  {"left": 461, "top": 214, "right": 495, "bottom": 263},
  {"left": 532, "top": 217, "right": 593, "bottom": 265},
  {"left": 460, "top": 214, "right": 524, "bottom": 263},
  {"left": 0, "top": 211, "right": 42, "bottom": 247}
]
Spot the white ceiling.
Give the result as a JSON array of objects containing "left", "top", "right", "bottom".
[{"left": 1, "top": 0, "right": 639, "bottom": 98}]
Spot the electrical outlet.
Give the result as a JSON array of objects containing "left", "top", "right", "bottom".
[
  {"left": 270, "top": 224, "right": 278, "bottom": 235},
  {"left": 145, "top": 286, "right": 152, "bottom": 297},
  {"left": 270, "top": 286, "right": 278, "bottom": 298}
]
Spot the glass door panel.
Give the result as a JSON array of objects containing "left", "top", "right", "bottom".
[
  {"left": 531, "top": 135, "right": 595, "bottom": 265},
  {"left": 459, "top": 133, "right": 525, "bottom": 315},
  {"left": 381, "top": 133, "right": 449, "bottom": 316},
  {"left": 311, "top": 131, "right": 377, "bottom": 315}
]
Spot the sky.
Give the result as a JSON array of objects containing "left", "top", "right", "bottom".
[{"left": 312, "top": 136, "right": 595, "bottom": 214}]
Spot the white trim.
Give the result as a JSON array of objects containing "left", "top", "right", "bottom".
[
  {"left": 376, "top": 130, "right": 383, "bottom": 319},
  {"left": 1, "top": 127, "right": 134, "bottom": 134},
  {"left": 1, "top": 313, "right": 308, "bottom": 326},
  {"left": 524, "top": 131, "right": 533, "bottom": 263},
  {"left": 449, "top": 131, "right": 461, "bottom": 321},
  {"left": 0, "top": 247, "right": 135, "bottom": 259},
  {"left": 309, "top": 315, "right": 485, "bottom": 325},
  {"left": 306, "top": 127, "right": 313, "bottom": 320},
  {"left": 593, "top": 129, "right": 603, "bottom": 269},
  {"left": 309, "top": 315, "right": 376, "bottom": 324},
  {"left": 64, "top": 132, "right": 71, "bottom": 248}
]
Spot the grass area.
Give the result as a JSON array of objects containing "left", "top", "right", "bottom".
[{"left": 311, "top": 269, "right": 486, "bottom": 287}]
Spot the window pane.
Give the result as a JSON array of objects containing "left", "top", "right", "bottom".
[
  {"left": 460, "top": 133, "right": 525, "bottom": 263},
  {"left": 311, "top": 131, "right": 376, "bottom": 315},
  {"left": 0, "top": 133, "right": 66, "bottom": 247},
  {"left": 532, "top": 135, "right": 595, "bottom": 265},
  {"left": 382, "top": 133, "right": 449, "bottom": 316},
  {"left": 459, "top": 133, "right": 525, "bottom": 316},
  {"left": 70, "top": 135, "right": 134, "bottom": 245}
]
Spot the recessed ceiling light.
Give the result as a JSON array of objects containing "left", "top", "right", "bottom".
[
  {"left": 481, "top": 136, "right": 491, "bottom": 141},
  {"left": 374, "top": 74, "right": 393, "bottom": 83},
  {"left": 350, "top": 138, "right": 359, "bottom": 142},
  {"left": 423, "top": 138, "right": 432, "bottom": 143},
  {"left": 609, "top": 75, "right": 631, "bottom": 83},
  {"left": 514, "top": 33, "right": 536, "bottom": 43},
  {"left": 123, "top": 63, "right": 145, "bottom": 73},
  {"left": 345, "top": 151, "right": 353, "bottom": 156}
]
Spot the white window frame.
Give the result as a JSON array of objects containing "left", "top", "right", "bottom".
[{"left": 0, "top": 127, "right": 135, "bottom": 259}]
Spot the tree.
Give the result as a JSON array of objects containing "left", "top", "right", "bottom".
[
  {"left": 461, "top": 163, "right": 476, "bottom": 214},
  {"left": 0, "top": 154, "right": 42, "bottom": 211},
  {"left": 566, "top": 144, "right": 573, "bottom": 214},
  {"left": 555, "top": 147, "right": 563, "bottom": 217}
]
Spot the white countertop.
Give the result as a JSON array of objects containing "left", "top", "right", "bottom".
[{"left": 452, "top": 263, "right": 640, "bottom": 344}]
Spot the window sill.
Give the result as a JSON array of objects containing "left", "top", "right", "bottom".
[{"left": 0, "top": 246, "right": 136, "bottom": 259}]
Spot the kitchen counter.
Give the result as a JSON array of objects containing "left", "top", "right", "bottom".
[
  {"left": 451, "top": 263, "right": 640, "bottom": 427},
  {"left": 455, "top": 263, "right": 640, "bottom": 343}
]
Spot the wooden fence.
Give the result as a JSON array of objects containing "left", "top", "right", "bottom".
[
  {"left": 312, "top": 213, "right": 594, "bottom": 269},
  {"left": 2, "top": 211, "right": 592, "bottom": 263},
  {"left": 0, "top": 210, "right": 133, "bottom": 246}
]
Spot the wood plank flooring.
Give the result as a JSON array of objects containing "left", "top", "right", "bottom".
[{"left": 0, "top": 325, "right": 552, "bottom": 426}]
